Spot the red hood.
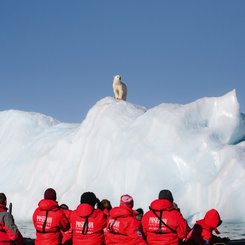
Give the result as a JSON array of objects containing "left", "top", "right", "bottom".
[
  {"left": 38, "top": 199, "right": 59, "bottom": 211},
  {"left": 110, "top": 205, "right": 136, "bottom": 219},
  {"left": 75, "top": 203, "right": 94, "bottom": 217},
  {"left": 150, "top": 199, "right": 174, "bottom": 211},
  {"left": 197, "top": 209, "right": 221, "bottom": 234}
]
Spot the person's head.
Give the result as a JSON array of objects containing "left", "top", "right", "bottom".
[
  {"left": 136, "top": 208, "right": 144, "bottom": 220},
  {"left": 0, "top": 193, "right": 7, "bottom": 206},
  {"left": 204, "top": 209, "right": 222, "bottom": 234},
  {"left": 60, "top": 204, "right": 69, "bottom": 210},
  {"left": 98, "top": 199, "right": 112, "bottom": 211},
  {"left": 44, "top": 188, "right": 57, "bottom": 201},
  {"left": 158, "top": 189, "right": 174, "bottom": 203},
  {"left": 80, "top": 192, "right": 98, "bottom": 207},
  {"left": 120, "top": 194, "right": 134, "bottom": 209},
  {"left": 136, "top": 208, "right": 144, "bottom": 215}
]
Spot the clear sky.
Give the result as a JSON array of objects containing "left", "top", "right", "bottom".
[{"left": 0, "top": 1, "right": 244, "bottom": 122}]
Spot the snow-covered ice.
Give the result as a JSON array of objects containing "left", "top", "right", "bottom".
[{"left": 0, "top": 90, "right": 244, "bottom": 224}]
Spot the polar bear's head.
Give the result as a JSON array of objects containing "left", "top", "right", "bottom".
[{"left": 114, "top": 75, "right": 121, "bottom": 81}]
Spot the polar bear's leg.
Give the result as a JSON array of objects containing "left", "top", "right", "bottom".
[
  {"left": 114, "top": 88, "right": 119, "bottom": 99},
  {"left": 118, "top": 86, "right": 124, "bottom": 100}
]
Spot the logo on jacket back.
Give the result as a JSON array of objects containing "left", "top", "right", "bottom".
[
  {"left": 108, "top": 219, "right": 120, "bottom": 233},
  {"left": 148, "top": 217, "right": 167, "bottom": 230},
  {"left": 75, "top": 221, "right": 94, "bottom": 233},
  {"left": 36, "top": 216, "right": 53, "bottom": 228}
]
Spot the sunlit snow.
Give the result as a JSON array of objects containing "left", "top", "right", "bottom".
[{"left": 0, "top": 90, "right": 244, "bottom": 224}]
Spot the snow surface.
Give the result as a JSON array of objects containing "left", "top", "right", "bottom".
[{"left": 0, "top": 90, "right": 245, "bottom": 224}]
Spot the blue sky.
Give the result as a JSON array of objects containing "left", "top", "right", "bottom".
[{"left": 0, "top": 1, "right": 244, "bottom": 122}]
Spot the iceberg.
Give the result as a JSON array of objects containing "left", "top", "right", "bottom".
[{"left": 0, "top": 90, "right": 244, "bottom": 223}]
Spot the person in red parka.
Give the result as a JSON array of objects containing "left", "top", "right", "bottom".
[
  {"left": 141, "top": 189, "right": 190, "bottom": 245},
  {"left": 0, "top": 193, "right": 24, "bottom": 245},
  {"left": 185, "top": 208, "right": 229, "bottom": 244},
  {"left": 32, "top": 188, "right": 70, "bottom": 245},
  {"left": 59, "top": 204, "right": 72, "bottom": 245},
  {"left": 105, "top": 194, "right": 147, "bottom": 245},
  {"left": 70, "top": 192, "right": 107, "bottom": 245},
  {"left": 97, "top": 199, "right": 112, "bottom": 218}
]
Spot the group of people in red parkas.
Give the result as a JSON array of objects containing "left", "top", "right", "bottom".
[{"left": 0, "top": 189, "right": 229, "bottom": 245}]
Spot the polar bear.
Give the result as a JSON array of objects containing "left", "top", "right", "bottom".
[{"left": 113, "top": 75, "right": 127, "bottom": 101}]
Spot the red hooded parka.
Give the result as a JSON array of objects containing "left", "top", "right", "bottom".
[
  {"left": 141, "top": 199, "right": 190, "bottom": 245},
  {"left": 33, "top": 199, "right": 70, "bottom": 245},
  {"left": 187, "top": 208, "right": 222, "bottom": 244},
  {"left": 105, "top": 205, "right": 147, "bottom": 245},
  {"left": 70, "top": 203, "right": 107, "bottom": 245}
]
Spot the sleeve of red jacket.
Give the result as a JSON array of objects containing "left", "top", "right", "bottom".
[
  {"left": 3, "top": 213, "right": 24, "bottom": 245},
  {"left": 176, "top": 212, "right": 190, "bottom": 240},
  {"left": 59, "top": 211, "right": 70, "bottom": 232},
  {"left": 96, "top": 210, "right": 107, "bottom": 231}
]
